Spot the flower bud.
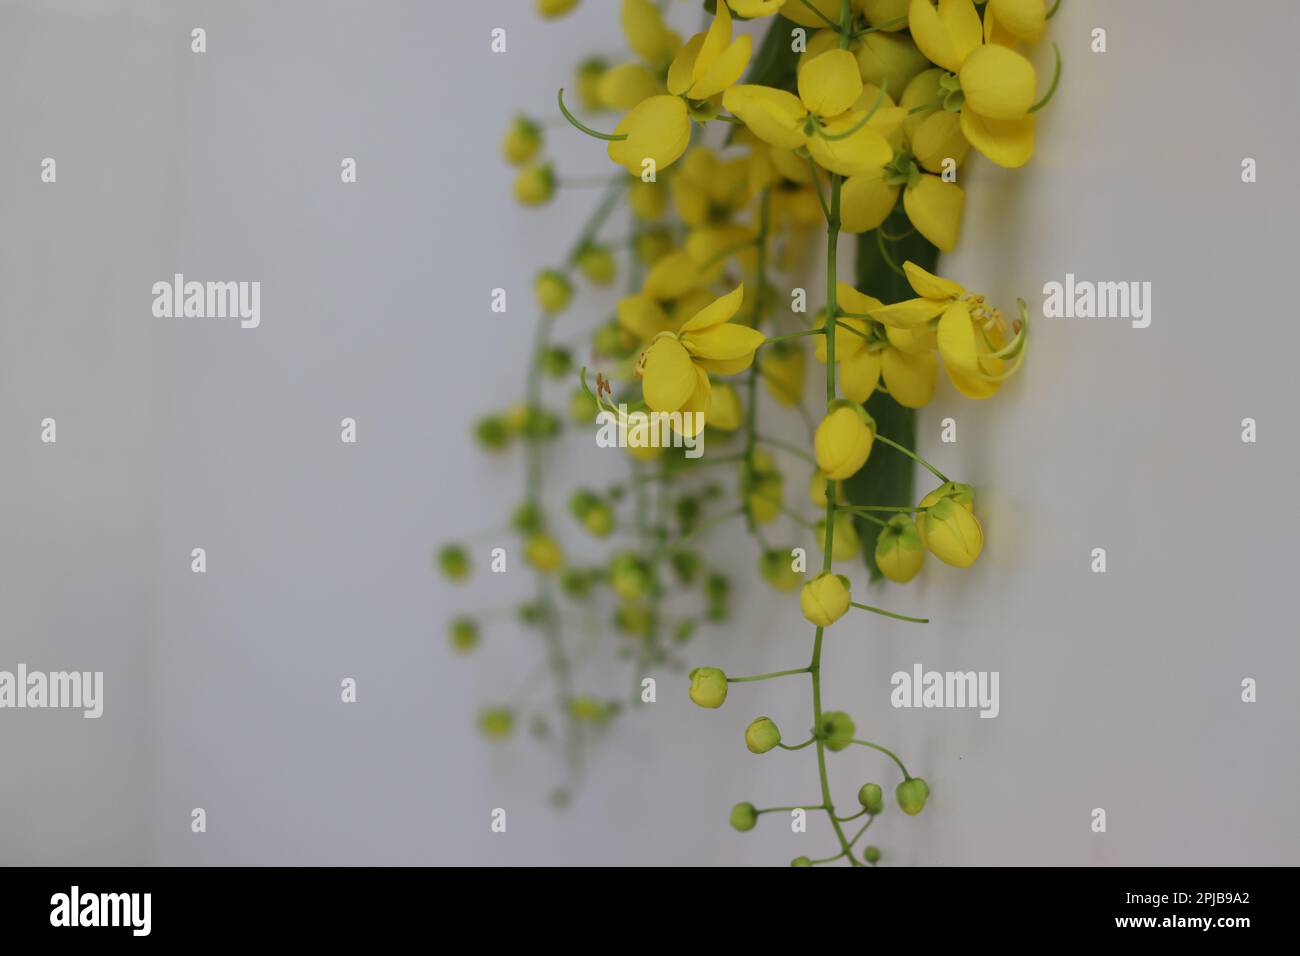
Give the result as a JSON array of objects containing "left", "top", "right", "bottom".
[
  {"left": 761, "top": 341, "right": 806, "bottom": 407},
  {"left": 569, "top": 386, "right": 598, "bottom": 424},
  {"left": 742, "top": 451, "right": 783, "bottom": 524},
  {"left": 875, "top": 514, "right": 925, "bottom": 583},
  {"left": 610, "top": 552, "right": 650, "bottom": 601},
  {"left": 501, "top": 115, "right": 542, "bottom": 165},
  {"left": 674, "top": 619, "right": 696, "bottom": 643},
  {"left": 799, "top": 571, "right": 852, "bottom": 627},
  {"left": 808, "top": 472, "right": 841, "bottom": 509},
  {"left": 520, "top": 406, "right": 560, "bottom": 440},
  {"left": 704, "top": 573, "right": 731, "bottom": 601},
  {"left": 570, "top": 695, "right": 610, "bottom": 723},
  {"left": 576, "top": 244, "right": 617, "bottom": 284},
  {"left": 814, "top": 402, "right": 876, "bottom": 480},
  {"left": 670, "top": 549, "right": 700, "bottom": 585},
  {"left": 729, "top": 801, "right": 758, "bottom": 832},
  {"left": 857, "top": 30, "right": 929, "bottom": 101},
  {"left": 759, "top": 548, "right": 801, "bottom": 592},
  {"left": 583, "top": 503, "right": 613, "bottom": 537},
  {"left": 514, "top": 163, "right": 556, "bottom": 206},
  {"left": 524, "top": 533, "right": 564, "bottom": 573},
  {"left": 536, "top": 0, "right": 579, "bottom": 20},
  {"left": 791, "top": 855, "right": 813, "bottom": 867},
  {"left": 437, "top": 544, "right": 470, "bottom": 581},
  {"left": 896, "top": 776, "right": 931, "bottom": 815},
  {"left": 816, "top": 511, "right": 862, "bottom": 562},
  {"left": 917, "top": 483, "right": 983, "bottom": 567},
  {"left": 688, "top": 666, "right": 728, "bottom": 709},
  {"left": 675, "top": 496, "right": 701, "bottom": 534},
  {"left": 512, "top": 501, "right": 543, "bottom": 534},
  {"left": 707, "top": 382, "right": 744, "bottom": 431},
  {"left": 575, "top": 57, "right": 608, "bottom": 113},
  {"left": 857, "top": 782, "right": 884, "bottom": 815},
  {"left": 614, "top": 602, "right": 653, "bottom": 637},
  {"left": 818, "top": 710, "right": 856, "bottom": 752},
  {"left": 593, "top": 319, "right": 639, "bottom": 359},
  {"left": 541, "top": 346, "right": 573, "bottom": 378},
  {"left": 474, "top": 415, "right": 510, "bottom": 451},
  {"left": 449, "top": 616, "right": 479, "bottom": 652},
  {"left": 561, "top": 567, "right": 596, "bottom": 599},
  {"left": 863, "top": 845, "right": 882, "bottom": 864},
  {"left": 534, "top": 269, "right": 573, "bottom": 313},
  {"left": 478, "top": 707, "right": 515, "bottom": 739},
  {"left": 744, "top": 716, "right": 782, "bottom": 754}
]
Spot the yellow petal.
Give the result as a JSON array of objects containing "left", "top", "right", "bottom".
[
  {"left": 598, "top": 63, "right": 662, "bottom": 110},
  {"left": 681, "top": 283, "right": 745, "bottom": 332},
  {"left": 642, "top": 335, "right": 697, "bottom": 412},
  {"left": 696, "top": 354, "right": 757, "bottom": 375},
  {"left": 936, "top": 301, "right": 980, "bottom": 375},
  {"left": 885, "top": 322, "right": 938, "bottom": 355},
  {"left": 686, "top": 225, "right": 756, "bottom": 278},
  {"left": 623, "top": 95, "right": 693, "bottom": 175},
  {"left": 691, "top": 35, "right": 753, "bottom": 99},
  {"left": 807, "top": 121, "right": 892, "bottom": 177},
  {"left": 958, "top": 44, "right": 1036, "bottom": 120},
  {"left": 869, "top": 296, "right": 946, "bottom": 329},
  {"left": 722, "top": 85, "right": 808, "bottom": 151},
  {"left": 644, "top": 250, "right": 703, "bottom": 300},
  {"left": 907, "top": 0, "right": 981, "bottom": 74},
  {"left": 986, "top": 0, "right": 1046, "bottom": 44},
  {"left": 837, "top": 283, "right": 885, "bottom": 317},
  {"left": 959, "top": 108, "right": 1035, "bottom": 168},
  {"left": 881, "top": 347, "right": 937, "bottom": 407},
  {"left": 911, "top": 109, "right": 970, "bottom": 173},
  {"left": 902, "top": 174, "right": 964, "bottom": 252},
  {"left": 706, "top": 381, "right": 743, "bottom": 430},
  {"left": 903, "top": 261, "right": 965, "bottom": 300},
  {"left": 781, "top": 0, "right": 842, "bottom": 29},
  {"left": 666, "top": 34, "right": 706, "bottom": 96},
  {"left": 814, "top": 310, "right": 868, "bottom": 363},
  {"left": 617, "top": 294, "right": 673, "bottom": 340},
  {"left": 683, "top": 323, "right": 767, "bottom": 361},
  {"left": 861, "top": 0, "right": 910, "bottom": 31},
  {"left": 840, "top": 167, "right": 898, "bottom": 234},
  {"left": 946, "top": 363, "right": 1001, "bottom": 399},
  {"left": 857, "top": 31, "right": 930, "bottom": 105},
  {"left": 694, "top": 1, "right": 733, "bottom": 84},
  {"left": 676, "top": 365, "right": 713, "bottom": 435},
  {"left": 840, "top": 347, "right": 883, "bottom": 403},
  {"left": 622, "top": 0, "right": 681, "bottom": 67},
  {"left": 798, "top": 49, "right": 864, "bottom": 118}
]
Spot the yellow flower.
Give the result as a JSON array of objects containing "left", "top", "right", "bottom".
[
  {"left": 907, "top": 0, "right": 1039, "bottom": 168},
  {"left": 875, "top": 514, "right": 925, "bottom": 583},
  {"left": 800, "top": 26, "right": 928, "bottom": 103},
  {"left": 800, "top": 571, "right": 852, "bottom": 627},
  {"left": 537, "top": 0, "right": 579, "bottom": 18},
  {"left": 860, "top": 0, "right": 910, "bottom": 30},
  {"left": 636, "top": 284, "right": 766, "bottom": 431},
  {"left": 760, "top": 341, "right": 806, "bottom": 406},
  {"left": 818, "top": 284, "right": 937, "bottom": 407},
  {"left": 597, "top": 63, "right": 663, "bottom": 111},
  {"left": 576, "top": 58, "right": 608, "bottom": 112},
  {"left": 839, "top": 144, "right": 965, "bottom": 250},
  {"left": 817, "top": 511, "right": 862, "bottom": 562},
  {"left": 867, "top": 261, "right": 1026, "bottom": 398},
  {"left": 815, "top": 402, "right": 875, "bottom": 480},
  {"left": 513, "top": 163, "right": 555, "bottom": 205},
  {"left": 744, "top": 450, "right": 783, "bottom": 524},
  {"left": 780, "top": 0, "right": 840, "bottom": 28},
  {"left": 524, "top": 534, "right": 565, "bottom": 573},
  {"left": 808, "top": 472, "right": 842, "bottom": 509},
  {"left": 984, "top": 0, "right": 1047, "bottom": 45},
  {"left": 723, "top": 49, "right": 894, "bottom": 177},
  {"left": 671, "top": 147, "right": 752, "bottom": 227},
  {"left": 628, "top": 179, "right": 668, "bottom": 221},
  {"left": 608, "top": 96, "right": 692, "bottom": 176},
  {"left": 622, "top": 0, "right": 682, "bottom": 69},
  {"left": 667, "top": 2, "right": 752, "bottom": 101},
  {"left": 900, "top": 69, "right": 972, "bottom": 173},
  {"left": 759, "top": 549, "right": 802, "bottom": 592},
  {"left": 917, "top": 482, "right": 983, "bottom": 567}
]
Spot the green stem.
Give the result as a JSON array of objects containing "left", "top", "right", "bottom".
[
  {"left": 756, "top": 434, "right": 817, "bottom": 465},
  {"left": 850, "top": 601, "right": 929, "bottom": 624},
  {"left": 728, "top": 667, "right": 811, "bottom": 684},
  {"left": 875, "top": 433, "right": 950, "bottom": 483},
  {"left": 851, "top": 739, "right": 911, "bottom": 779},
  {"left": 743, "top": 188, "right": 771, "bottom": 535},
  {"left": 778, "top": 737, "right": 817, "bottom": 751},
  {"left": 557, "top": 88, "right": 627, "bottom": 142},
  {"left": 761, "top": 327, "right": 825, "bottom": 346}
]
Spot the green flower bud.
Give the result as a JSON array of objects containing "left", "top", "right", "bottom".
[
  {"left": 875, "top": 513, "right": 926, "bottom": 583},
  {"left": 673, "top": 619, "right": 696, "bottom": 643},
  {"left": 516, "top": 405, "right": 560, "bottom": 440},
  {"left": 896, "top": 777, "right": 931, "bottom": 816},
  {"left": 575, "top": 57, "right": 608, "bottom": 113},
  {"left": 576, "top": 244, "right": 617, "bottom": 285},
  {"left": 512, "top": 501, "right": 543, "bottom": 534},
  {"left": 449, "top": 616, "right": 479, "bottom": 652},
  {"left": 437, "top": 544, "right": 471, "bottom": 581},
  {"left": 517, "top": 601, "right": 545, "bottom": 626},
  {"left": 635, "top": 226, "right": 673, "bottom": 263},
  {"left": 478, "top": 707, "right": 515, "bottom": 739},
  {"left": 706, "top": 600, "right": 730, "bottom": 623},
  {"left": 610, "top": 552, "right": 650, "bottom": 601},
  {"left": 582, "top": 503, "right": 614, "bottom": 537},
  {"left": 524, "top": 534, "right": 564, "bottom": 573},
  {"left": 704, "top": 572, "right": 730, "bottom": 601},
  {"left": 569, "top": 489, "right": 599, "bottom": 520},
  {"left": 501, "top": 114, "right": 542, "bottom": 165},
  {"left": 669, "top": 549, "right": 700, "bottom": 585},
  {"left": 759, "top": 548, "right": 801, "bottom": 592},
  {"left": 534, "top": 269, "right": 573, "bottom": 313},
  {"left": 593, "top": 319, "right": 637, "bottom": 359},
  {"left": 541, "top": 346, "right": 573, "bottom": 379},
  {"left": 863, "top": 845, "right": 882, "bottom": 864},
  {"left": 560, "top": 567, "right": 595, "bottom": 599},
  {"left": 570, "top": 695, "right": 609, "bottom": 723},
  {"left": 857, "top": 782, "right": 884, "bottom": 815},
  {"left": 473, "top": 415, "right": 510, "bottom": 451},
  {"left": 744, "top": 716, "right": 782, "bottom": 754},
  {"left": 818, "top": 710, "right": 856, "bottom": 752},
  {"left": 791, "top": 855, "right": 813, "bottom": 867},
  {"left": 569, "top": 386, "right": 598, "bottom": 425},
  {"left": 816, "top": 511, "right": 862, "bottom": 562},
  {"left": 688, "top": 666, "right": 728, "bottom": 709},
  {"left": 729, "top": 801, "right": 757, "bottom": 832},
  {"left": 614, "top": 602, "right": 653, "bottom": 638},
  {"left": 675, "top": 495, "right": 701, "bottom": 534}
]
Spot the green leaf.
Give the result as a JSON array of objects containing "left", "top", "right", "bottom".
[{"left": 844, "top": 208, "right": 939, "bottom": 580}]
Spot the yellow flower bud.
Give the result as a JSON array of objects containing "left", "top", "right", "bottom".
[
  {"left": 760, "top": 341, "right": 806, "bottom": 406},
  {"left": 688, "top": 666, "right": 728, "bottom": 709},
  {"left": 576, "top": 244, "right": 617, "bottom": 284},
  {"left": 875, "top": 514, "right": 925, "bottom": 583},
  {"left": 744, "top": 716, "right": 782, "bottom": 754},
  {"left": 524, "top": 534, "right": 564, "bottom": 573},
  {"left": 896, "top": 776, "right": 930, "bottom": 815},
  {"left": 478, "top": 707, "right": 515, "bottom": 739},
  {"left": 816, "top": 512, "right": 862, "bottom": 562},
  {"left": 759, "top": 548, "right": 801, "bottom": 592},
  {"left": 629, "top": 181, "right": 668, "bottom": 222},
  {"left": 514, "top": 163, "right": 555, "bottom": 206},
  {"left": 437, "top": 544, "right": 470, "bottom": 581},
  {"left": 707, "top": 382, "right": 744, "bottom": 431},
  {"left": 917, "top": 483, "right": 983, "bottom": 567},
  {"left": 814, "top": 403, "right": 875, "bottom": 480},
  {"left": 610, "top": 552, "right": 650, "bottom": 601},
  {"left": 449, "top": 616, "right": 479, "bottom": 653},
  {"left": 534, "top": 269, "right": 573, "bottom": 313},
  {"left": 501, "top": 115, "right": 542, "bottom": 165},
  {"left": 808, "top": 472, "right": 843, "bottom": 509},
  {"left": 800, "top": 571, "right": 852, "bottom": 628},
  {"left": 536, "top": 0, "right": 579, "bottom": 18},
  {"left": 729, "top": 801, "right": 758, "bottom": 831},
  {"left": 743, "top": 451, "right": 783, "bottom": 524},
  {"left": 576, "top": 57, "right": 608, "bottom": 112}
]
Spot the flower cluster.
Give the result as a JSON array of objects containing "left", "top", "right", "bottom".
[{"left": 442, "top": 0, "right": 1057, "bottom": 860}]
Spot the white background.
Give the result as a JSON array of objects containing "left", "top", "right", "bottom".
[{"left": 2, "top": 0, "right": 1298, "bottom": 865}]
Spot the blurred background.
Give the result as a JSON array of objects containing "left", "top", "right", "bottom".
[{"left": 2, "top": 0, "right": 1298, "bottom": 865}]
